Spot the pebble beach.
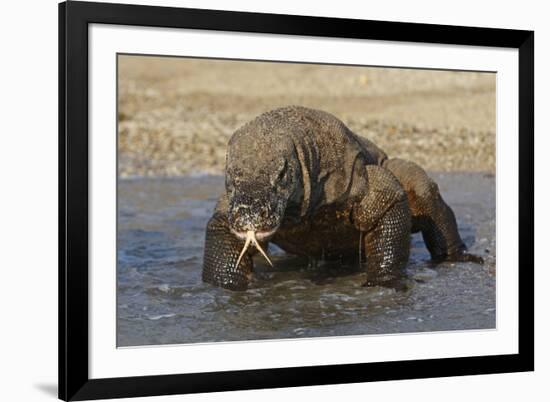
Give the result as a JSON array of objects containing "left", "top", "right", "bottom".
[{"left": 117, "top": 55, "right": 496, "bottom": 177}]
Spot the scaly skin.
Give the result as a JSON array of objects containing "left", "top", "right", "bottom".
[{"left": 202, "top": 106, "right": 482, "bottom": 291}]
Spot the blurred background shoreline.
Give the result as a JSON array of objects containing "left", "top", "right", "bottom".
[{"left": 117, "top": 55, "right": 496, "bottom": 177}]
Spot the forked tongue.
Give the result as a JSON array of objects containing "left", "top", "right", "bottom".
[
  {"left": 251, "top": 232, "right": 273, "bottom": 267},
  {"left": 235, "top": 230, "right": 273, "bottom": 269}
]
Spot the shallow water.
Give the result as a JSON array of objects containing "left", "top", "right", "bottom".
[{"left": 117, "top": 173, "right": 495, "bottom": 347}]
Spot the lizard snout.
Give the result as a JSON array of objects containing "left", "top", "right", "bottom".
[{"left": 228, "top": 201, "right": 282, "bottom": 234}]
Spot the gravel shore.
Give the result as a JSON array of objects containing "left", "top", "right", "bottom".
[{"left": 118, "top": 55, "right": 495, "bottom": 177}]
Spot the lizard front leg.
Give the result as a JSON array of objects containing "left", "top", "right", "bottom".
[
  {"left": 352, "top": 165, "right": 412, "bottom": 288},
  {"left": 202, "top": 212, "right": 254, "bottom": 291}
]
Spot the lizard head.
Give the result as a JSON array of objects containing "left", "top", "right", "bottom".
[{"left": 225, "top": 133, "right": 298, "bottom": 246}]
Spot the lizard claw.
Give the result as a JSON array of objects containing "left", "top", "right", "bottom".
[
  {"left": 431, "top": 250, "right": 484, "bottom": 265},
  {"left": 362, "top": 277, "right": 409, "bottom": 292}
]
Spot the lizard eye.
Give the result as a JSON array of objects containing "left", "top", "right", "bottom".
[
  {"left": 278, "top": 161, "right": 288, "bottom": 180},
  {"left": 271, "top": 160, "right": 288, "bottom": 187}
]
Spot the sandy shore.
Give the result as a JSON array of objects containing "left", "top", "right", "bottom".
[{"left": 118, "top": 55, "right": 496, "bottom": 177}]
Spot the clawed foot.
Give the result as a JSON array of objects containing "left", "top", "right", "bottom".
[
  {"left": 431, "top": 250, "right": 484, "bottom": 265},
  {"left": 362, "top": 277, "right": 409, "bottom": 291}
]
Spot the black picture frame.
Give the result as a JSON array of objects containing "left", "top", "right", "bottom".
[{"left": 59, "top": 1, "right": 534, "bottom": 400}]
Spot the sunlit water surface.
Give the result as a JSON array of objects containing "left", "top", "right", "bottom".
[{"left": 117, "top": 173, "right": 495, "bottom": 347}]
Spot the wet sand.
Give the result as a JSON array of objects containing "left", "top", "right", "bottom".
[{"left": 117, "top": 55, "right": 496, "bottom": 177}]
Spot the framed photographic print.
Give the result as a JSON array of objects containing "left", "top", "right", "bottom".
[{"left": 59, "top": 1, "right": 534, "bottom": 400}]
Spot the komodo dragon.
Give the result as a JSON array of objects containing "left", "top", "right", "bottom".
[{"left": 202, "top": 106, "right": 482, "bottom": 291}]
